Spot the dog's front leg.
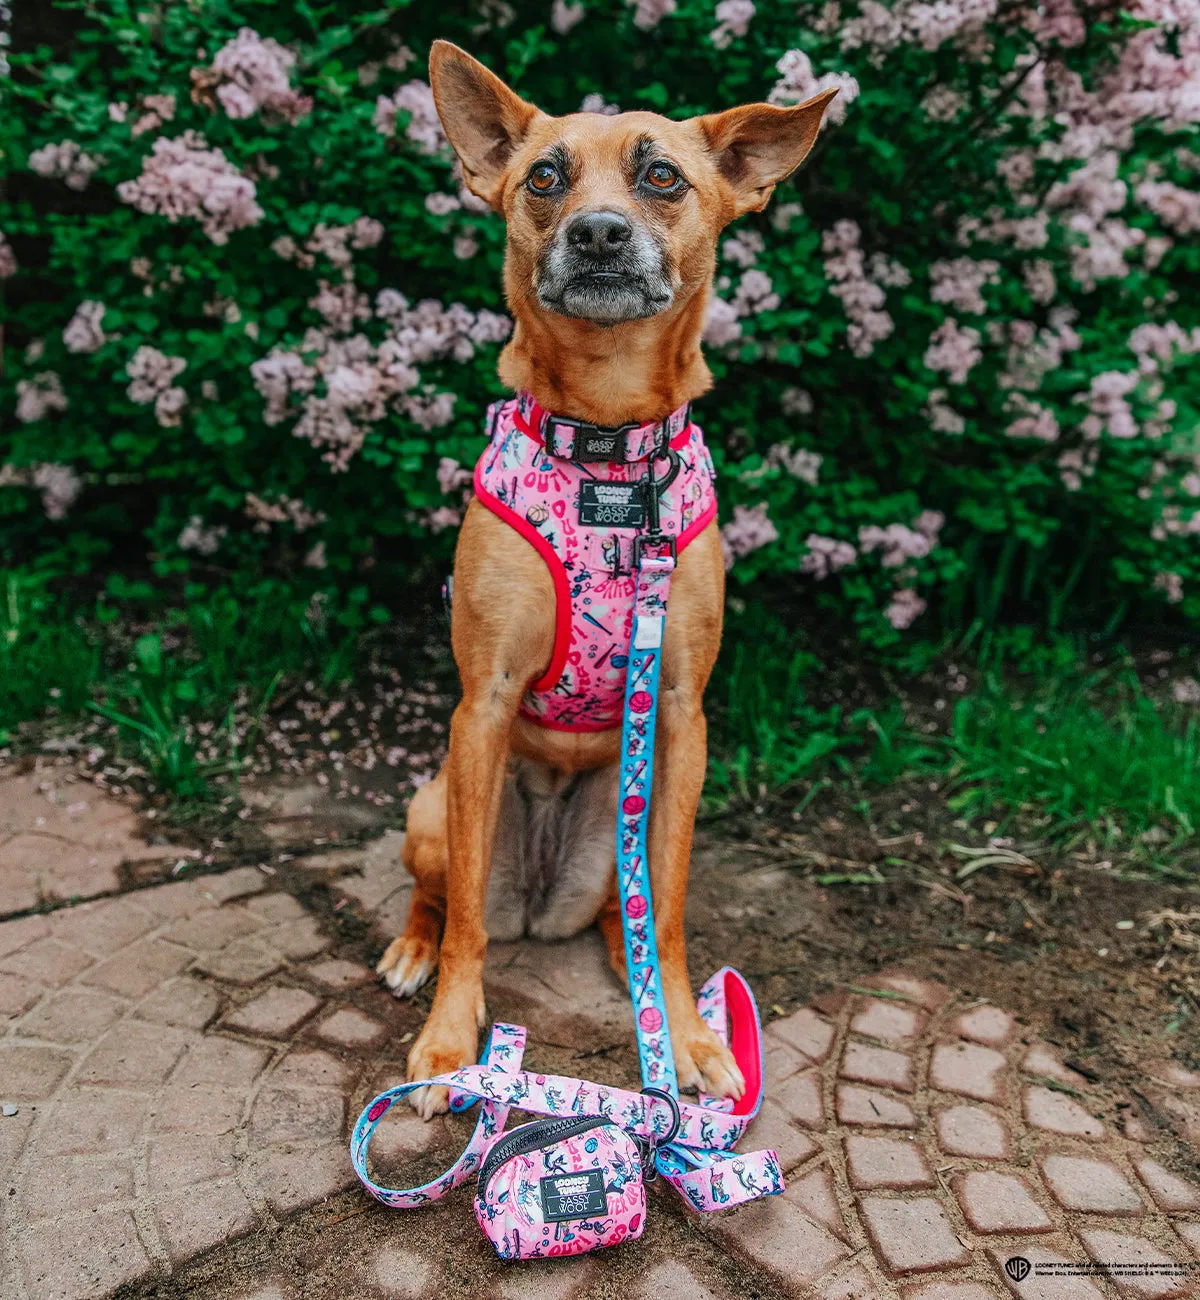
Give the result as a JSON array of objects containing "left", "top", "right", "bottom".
[
  {"left": 648, "top": 527, "right": 745, "bottom": 1101},
  {"left": 405, "top": 503, "right": 555, "bottom": 1118}
]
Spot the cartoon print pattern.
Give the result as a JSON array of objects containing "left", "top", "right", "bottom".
[
  {"left": 475, "top": 1121, "right": 646, "bottom": 1259},
  {"left": 473, "top": 397, "right": 717, "bottom": 731}
]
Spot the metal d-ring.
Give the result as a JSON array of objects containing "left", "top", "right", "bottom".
[{"left": 640, "top": 1086, "right": 682, "bottom": 1146}]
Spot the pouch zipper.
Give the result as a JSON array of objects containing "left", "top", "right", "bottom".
[{"left": 476, "top": 1115, "right": 611, "bottom": 1194}]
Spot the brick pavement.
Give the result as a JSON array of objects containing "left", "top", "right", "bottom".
[{"left": 2, "top": 781, "right": 1200, "bottom": 1298}]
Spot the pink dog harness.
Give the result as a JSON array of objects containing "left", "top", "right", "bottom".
[{"left": 473, "top": 392, "right": 718, "bottom": 732}]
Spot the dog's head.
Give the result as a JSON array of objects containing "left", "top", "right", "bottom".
[{"left": 429, "top": 42, "right": 835, "bottom": 329}]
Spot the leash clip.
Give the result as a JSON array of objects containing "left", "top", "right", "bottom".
[{"left": 636, "top": 1087, "right": 681, "bottom": 1182}]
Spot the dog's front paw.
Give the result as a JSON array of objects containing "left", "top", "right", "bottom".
[
  {"left": 376, "top": 932, "right": 439, "bottom": 998},
  {"left": 405, "top": 1002, "right": 485, "bottom": 1120},
  {"left": 675, "top": 1017, "right": 746, "bottom": 1102}
]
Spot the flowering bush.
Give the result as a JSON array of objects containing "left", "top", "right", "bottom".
[{"left": 2, "top": 0, "right": 1198, "bottom": 648}]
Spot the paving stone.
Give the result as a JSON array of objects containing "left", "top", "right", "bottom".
[
  {"left": 1135, "top": 1158, "right": 1200, "bottom": 1212},
  {"left": 270, "top": 1050, "right": 351, "bottom": 1095},
  {"left": 226, "top": 987, "right": 322, "bottom": 1038},
  {"left": 1022, "top": 1044, "right": 1087, "bottom": 1087},
  {"left": 163, "top": 907, "right": 264, "bottom": 952},
  {"left": 1174, "top": 1222, "right": 1200, "bottom": 1257},
  {"left": 840, "top": 1041, "right": 915, "bottom": 1092},
  {"left": 155, "top": 1177, "right": 258, "bottom": 1265},
  {"left": 930, "top": 1041, "right": 1006, "bottom": 1102},
  {"left": 152, "top": 1083, "right": 246, "bottom": 1136},
  {"left": 836, "top": 1084, "right": 917, "bottom": 1129},
  {"left": 20, "top": 1153, "right": 136, "bottom": 1219},
  {"left": 1079, "top": 1229, "right": 1191, "bottom": 1299},
  {"left": 769, "top": 1007, "right": 836, "bottom": 1063},
  {"left": 134, "top": 976, "right": 222, "bottom": 1029},
  {"left": 766, "top": 1038, "right": 809, "bottom": 1088},
  {"left": 951, "top": 1005, "right": 1016, "bottom": 1047},
  {"left": 1146, "top": 1061, "right": 1200, "bottom": 1090},
  {"left": 859, "top": 1196, "right": 970, "bottom": 1277},
  {"left": 904, "top": 1284, "right": 1002, "bottom": 1300},
  {"left": 1125, "top": 1112, "right": 1156, "bottom": 1142},
  {"left": 315, "top": 1007, "right": 385, "bottom": 1047},
  {"left": 846, "top": 1134, "right": 934, "bottom": 1190},
  {"left": 82, "top": 938, "right": 193, "bottom": 998},
  {"left": 46, "top": 897, "right": 159, "bottom": 958},
  {"left": 1025, "top": 1086, "right": 1105, "bottom": 1139},
  {"left": 252, "top": 1140, "right": 357, "bottom": 1216},
  {"left": 1041, "top": 1155, "right": 1144, "bottom": 1214},
  {"left": 17, "top": 987, "right": 128, "bottom": 1043},
  {"left": 820, "top": 1264, "right": 887, "bottom": 1299},
  {"left": 17, "top": 1206, "right": 154, "bottom": 1298},
  {"left": 744, "top": 1097, "right": 820, "bottom": 1172},
  {"left": 0, "top": 937, "right": 93, "bottom": 987},
  {"left": 776, "top": 1068, "right": 825, "bottom": 1128},
  {"left": 0, "top": 969, "right": 43, "bottom": 1016},
  {"left": 40, "top": 1087, "right": 149, "bottom": 1154},
  {"left": 173, "top": 1035, "right": 272, "bottom": 1087},
  {"left": 0, "top": 912, "right": 51, "bottom": 959},
  {"left": 372, "top": 1244, "right": 431, "bottom": 1298},
  {"left": 0, "top": 1103, "right": 34, "bottom": 1169},
  {"left": 148, "top": 1132, "right": 238, "bottom": 1191},
  {"left": 0, "top": 1043, "right": 75, "bottom": 1098},
  {"left": 631, "top": 1260, "right": 718, "bottom": 1300},
  {"left": 78, "top": 1020, "right": 196, "bottom": 1088},
  {"left": 954, "top": 1170, "right": 1053, "bottom": 1234},
  {"left": 270, "top": 917, "right": 333, "bottom": 960},
  {"left": 986, "top": 1246, "right": 1106, "bottom": 1300},
  {"left": 784, "top": 1163, "right": 849, "bottom": 1242},
  {"left": 201, "top": 867, "right": 270, "bottom": 904},
  {"left": 708, "top": 1193, "right": 848, "bottom": 1296},
  {"left": 194, "top": 937, "right": 285, "bottom": 985},
  {"left": 364, "top": 1106, "right": 450, "bottom": 1165},
  {"left": 245, "top": 893, "right": 308, "bottom": 924},
  {"left": 303, "top": 957, "right": 375, "bottom": 990},
  {"left": 867, "top": 972, "right": 949, "bottom": 1011},
  {"left": 851, "top": 998, "right": 923, "bottom": 1044},
  {"left": 936, "top": 1105, "right": 1011, "bottom": 1159},
  {"left": 251, "top": 1086, "right": 344, "bottom": 1144}
]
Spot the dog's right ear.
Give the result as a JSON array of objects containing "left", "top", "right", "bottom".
[{"left": 429, "top": 41, "right": 543, "bottom": 210}]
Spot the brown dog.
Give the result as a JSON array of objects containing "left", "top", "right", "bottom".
[{"left": 377, "top": 41, "right": 834, "bottom": 1118}]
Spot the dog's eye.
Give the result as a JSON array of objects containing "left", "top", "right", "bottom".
[
  {"left": 527, "top": 163, "right": 562, "bottom": 193},
  {"left": 645, "top": 163, "right": 679, "bottom": 190}
]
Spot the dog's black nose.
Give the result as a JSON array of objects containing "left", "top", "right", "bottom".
[{"left": 565, "top": 210, "right": 633, "bottom": 258}]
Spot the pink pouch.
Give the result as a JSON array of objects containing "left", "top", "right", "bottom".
[{"left": 474, "top": 1115, "right": 647, "bottom": 1260}]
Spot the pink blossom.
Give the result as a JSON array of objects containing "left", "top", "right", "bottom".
[
  {"left": 579, "top": 93, "right": 621, "bottom": 115},
  {"left": 15, "top": 373, "right": 68, "bottom": 423},
  {"left": 840, "top": 0, "right": 997, "bottom": 56},
  {"left": 859, "top": 523, "right": 935, "bottom": 567},
  {"left": 801, "top": 534, "right": 857, "bottom": 579},
  {"left": 926, "top": 388, "right": 965, "bottom": 435},
  {"left": 1082, "top": 369, "right": 1140, "bottom": 438},
  {"left": 822, "top": 220, "right": 896, "bottom": 357},
  {"left": 437, "top": 457, "right": 472, "bottom": 495},
  {"left": 630, "top": 0, "right": 677, "bottom": 29},
  {"left": 722, "top": 230, "right": 764, "bottom": 268},
  {"left": 921, "top": 86, "right": 966, "bottom": 121},
  {"left": 780, "top": 386, "right": 813, "bottom": 416},
  {"left": 0, "top": 463, "right": 82, "bottom": 518},
  {"left": 711, "top": 0, "right": 755, "bottom": 48},
  {"left": 1005, "top": 393, "right": 1060, "bottom": 441},
  {"left": 720, "top": 503, "right": 778, "bottom": 569},
  {"left": 131, "top": 94, "right": 177, "bottom": 138},
  {"left": 765, "top": 444, "right": 823, "bottom": 485},
  {"left": 453, "top": 231, "right": 480, "bottom": 260},
  {"left": 703, "top": 296, "right": 742, "bottom": 347},
  {"left": 425, "top": 505, "right": 463, "bottom": 533},
  {"left": 914, "top": 510, "right": 945, "bottom": 541},
  {"left": 1129, "top": 320, "right": 1200, "bottom": 370},
  {"left": 244, "top": 493, "right": 326, "bottom": 532},
  {"left": 117, "top": 131, "right": 263, "bottom": 244},
  {"left": 924, "top": 319, "right": 982, "bottom": 385},
  {"left": 1172, "top": 677, "right": 1200, "bottom": 704},
  {"left": 425, "top": 192, "right": 461, "bottom": 216},
  {"left": 732, "top": 269, "right": 779, "bottom": 315},
  {"left": 210, "top": 28, "right": 311, "bottom": 124},
  {"left": 886, "top": 589, "right": 927, "bottom": 630},
  {"left": 178, "top": 516, "right": 226, "bottom": 555},
  {"left": 1031, "top": 0, "right": 1086, "bottom": 46},
  {"left": 1136, "top": 179, "right": 1200, "bottom": 234},
  {"left": 374, "top": 82, "right": 447, "bottom": 154},
  {"left": 770, "top": 50, "right": 858, "bottom": 127},
  {"left": 551, "top": 0, "right": 586, "bottom": 32},
  {"left": 305, "top": 541, "right": 328, "bottom": 569},
  {"left": 404, "top": 390, "right": 457, "bottom": 431},
  {"left": 1000, "top": 309, "right": 1081, "bottom": 392},
  {"left": 1154, "top": 571, "right": 1184, "bottom": 604},
  {"left": 29, "top": 140, "right": 99, "bottom": 191},
  {"left": 63, "top": 301, "right": 109, "bottom": 354},
  {"left": 0, "top": 231, "right": 17, "bottom": 280},
  {"left": 1022, "top": 259, "right": 1057, "bottom": 305},
  {"left": 310, "top": 281, "right": 371, "bottom": 333},
  {"left": 1057, "top": 446, "right": 1096, "bottom": 491},
  {"left": 930, "top": 257, "right": 1000, "bottom": 314}
]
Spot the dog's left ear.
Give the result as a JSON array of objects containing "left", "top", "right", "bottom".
[
  {"left": 429, "top": 41, "right": 544, "bottom": 210},
  {"left": 694, "top": 89, "right": 839, "bottom": 219}
]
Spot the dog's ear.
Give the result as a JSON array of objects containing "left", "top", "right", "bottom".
[
  {"left": 694, "top": 90, "right": 838, "bottom": 218},
  {"left": 429, "top": 41, "right": 543, "bottom": 210}
]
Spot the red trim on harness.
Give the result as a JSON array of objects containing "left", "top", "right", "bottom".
[
  {"left": 472, "top": 457, "right": 572, "bottom": 696},
  {"left": 723, "top": 970, "right": 763, "bottom": 1118},
  {"left": 512, "top": 400, "right": 695, "bottom": 456}
]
